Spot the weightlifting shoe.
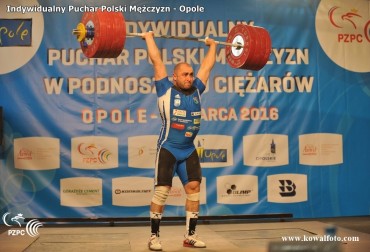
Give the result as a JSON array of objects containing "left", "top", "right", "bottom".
[
  {"left": 148, "top": 234, "right": 162, "bottom": 251},
  {"left": 183, "top": 233, "right": 206, "bottom": 248}
]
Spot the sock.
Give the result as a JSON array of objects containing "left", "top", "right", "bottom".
[
  {"left": 150, "top": 211, "right": 162, "bottom": 237},
  {"left": 186, "top": 211, "right": 199, "bottom": 235}
]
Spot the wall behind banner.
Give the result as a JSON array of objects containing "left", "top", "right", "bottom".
[{"left": 1, "top": 0, "right": 369, "bottom": 221}]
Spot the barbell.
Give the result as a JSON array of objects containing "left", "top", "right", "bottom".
[{"left": 72, "top": 10, "right": 272, "bottom": 70}]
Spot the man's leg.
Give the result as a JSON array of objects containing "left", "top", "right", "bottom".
[
  {"left": 148, "top": 186, "right": 170, "bottom": 251},
  {"left": 184, "top": 181, "right": 200, "bottom": 235},
  {"left": 149, "top": 147, "right": 176, "bottom": 251},
  {"left": 183, "top": 181, "right": 206, "bottom": 248},
  {"left": 150, "top": 186, "right": 170, "bottom": 236}
]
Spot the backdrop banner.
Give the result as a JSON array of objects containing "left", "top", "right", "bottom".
[{"left": 0, "top": 0, "right": 369, "bottom": 220}]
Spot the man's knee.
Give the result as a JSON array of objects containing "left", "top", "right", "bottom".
[
  {"left": 185, "top": 180, "right": 200, "bottom": 193},
  {"left": 186, "top": 192, "right": 200, "bottom": 202},
  {"left": 152, "top": 186, "right": 170, "bottom": 206}
]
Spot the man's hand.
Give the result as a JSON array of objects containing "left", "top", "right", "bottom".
[
  {"left": 204, "top": 37, "right": 217, "bottom": 47},
  {"left": 141, "top": 31, "right": 155, "bottom": 40}
]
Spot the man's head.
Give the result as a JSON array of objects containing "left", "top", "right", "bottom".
[{"left": 173, "top": 63, "right": 194, "bottom": 91}]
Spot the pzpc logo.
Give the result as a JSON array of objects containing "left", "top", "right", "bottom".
[
  {"left": 2, "top": 212, "right": 43, "bottom": 237},
  {"left": 316, "top": 0, "right": 370, "bottom": 73},
  {"left": 328, "top": 6, "right": 367, "bottom": 43}
]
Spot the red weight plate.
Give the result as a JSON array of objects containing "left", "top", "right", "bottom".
[
  {"left": 101, "top": 11, "right": 125, "bottom": 58},
  {"left": 256, "top": 27, "right": 272, "bottom": 70},
  {"left": 107, "top": 12, "right": 126, "bottom": 58},
  {"left": 98, "top": 11, "right": 116, "bottom": 58},
  {"left": 226, "top": 24, "right": 254, "bottom": 69},
  {"left": 94, "top": 11, "right": 112, "bottom": 58},
  {"left": 251, "top": 27, "right": 266, "bottom": 70},
  {"left": 248, "top": 26, "right": 266, "bottom": 70},
  {"left": 92, "top": 11, "right": 125, "bottom": 58},
  {"left": 243, "top": 25, "right": 261, "bottom": 70},
  {"left": 225, "top": 27, "right": 239, "bottom": 68},
  {"left": 96, "top": 11, "right": 111, "bottom": 58},
  {"left": 116, "top": 11, "right": 126, "bottom": 56},
  {"left": 80, "top": 10, "right": 109, "bottom": 58}
]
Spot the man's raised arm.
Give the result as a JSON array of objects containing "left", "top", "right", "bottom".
[
  {"left": 142, "top": 32, "right": 167, "bottom": 81},
  {"left": 196, "top": 38, "right": 217, "bottom": 85}
]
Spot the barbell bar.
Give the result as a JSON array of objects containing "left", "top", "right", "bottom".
[
  {"left": 125, "top": 32, "right": 244, "bottom": 49},
  {"left": 72, "top": 10, "right": 272, "bottom": 70}
]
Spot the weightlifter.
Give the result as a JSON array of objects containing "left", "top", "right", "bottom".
[{"left": 141, "top": 31, "right": 217, "bottom": 251}]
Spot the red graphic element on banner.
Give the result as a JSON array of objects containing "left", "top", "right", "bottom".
[{"left": 328, "top": 6, "right": 362, "bottom": 29}]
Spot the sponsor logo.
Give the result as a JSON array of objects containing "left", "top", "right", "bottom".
[
  {"left": 16, "top": 148, "right": 32, "bottom": 160},
  {"left": 185, "top": 131, "right": 193, "bottom": 137},
  {"left": 60, "top": 177, "right": 103, "bottom": 207},
  {"left": 302, "top": 144, "right": 318, "bottom": 156},
  {"left": 191, "top": 111, "right": 201, "bottom": 116},
  {"left": 270, "top": 139, "right": 276, "bottom": 154},
  {"left": 71, "top": 136, "right": 118, "bottom": 169},
  {"left": 77, "top": 143, "right": 112, "bottom": 164},
  {"left": 135, "top": 145, "right": 156, "bottom": 158},
  {"left": 195, "top": 135, "right": 233, "bottom": 168},
  {"left": 187, "top": 125, "right": 200, "bottom": 131},
  {"left": 299, "top": 133, "right": 343, "bottom": 165},
  {"left": 243, "top": 134, "right": 289, "bottom": 167},
  {"left": 114, "top": 189, "right": 152, "bottom": 194},
  {"left": 128, "top": 135, "right": 158, "bottom": 169},
  {"left": 224, "top": 184, "right": 252, "bottom": 196},
  {"left": 62, "top": 188, "right": 101, "bottom": 195},
  {"left": 196, "top": 139, "right": 227, "bottom": 163},
  {"left": 173, "top": 109, "right": 186, "bottom": 117},
  {"left": 256, "top": 139, "right": 276, "bottom": 161},
  {"left": 178, "top": 118, "right": 192, "bottom": 123},
  {"left": 171, "top": 122, "right": 185, "bottom": 130},
  {"left": 217, "top": 175, "right": 258, "bottom": 204},
  {"left": 2, "top": 212, "right": 42, "bottom": 237},
  {"left": 14, "top": 137, "right": 60, "bottom": 170},
  {"left": 112, "top": 177, "right": 153, "bottom": 206},
  {"left": 267, "top": 174, "right": 307, "bottom": 203},
  {"left": 174, "top": 98, "right": 181, "bottom": 107},
  {"left": 193, "top": 118, "right": 200, "bottom": 124},
  {"left": 279, "top": 180, "right": 296, "bottom": 197}
]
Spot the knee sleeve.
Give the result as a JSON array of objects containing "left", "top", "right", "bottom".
[
  {"left": 152, "top": 186, "right": 170, "bottom": 206},
  {"left": 186, "top": 192, "right": 200, "bottom": 202}
]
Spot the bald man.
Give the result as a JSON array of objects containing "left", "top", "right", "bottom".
[{"left": 141, "top": 31, "right": 216, "bottom": 251}]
